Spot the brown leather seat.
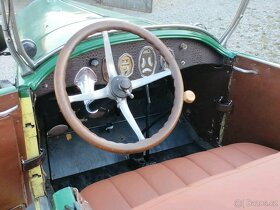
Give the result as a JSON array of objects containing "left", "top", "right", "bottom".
[
  {"left": 81, "top": 143, "right": 277, "bottom": 210},
  {"left": 134, "top": 152, "right": 280, "bottom": 210}
]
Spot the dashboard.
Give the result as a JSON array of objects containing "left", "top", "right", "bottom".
[{"left": 35, "top": 38, "right": 223, "bottom": 96}]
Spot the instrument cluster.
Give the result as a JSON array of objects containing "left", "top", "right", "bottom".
[
  {"left": 114, "top": 45, "right": 162, "bottom": 79},
  {"left": 35, "top": 38, "right": 224, "bottom": 97}
]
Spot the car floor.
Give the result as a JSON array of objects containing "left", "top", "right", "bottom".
[
  {"left": 47, "top": 115, "right": 207, "bottom": 184},
  {"left": 51, "top": 142, "right": 204, "bottom": 191},
  {"left": 38, "top": 82, "right": 212, "bottom": 192}
]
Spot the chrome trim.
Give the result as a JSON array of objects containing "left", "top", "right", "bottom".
[
  {"left": 238, "top": 54, "right": 280, "bottom": 69},
  {"left": 102, "top": 31, "right": 118, "bottom": 79},
  {"left": 0, "top": 0, "right": 32, "bottom": 74},
  {"left": 131, "top": 69, "right": 171, "bottom": 90},
  {"left": 233, "top": 66, "right": 258, "bottom": 75},
  {"left": 0, "top": 105, "right": 18, "bottom": 118},
  {"left": 219, "top": 0, "right": 250, "bottom": 47},
  {"left": 8, "top": 0, "right": 35, "bottom": 68},
  {"left": 68, "top": 87, "right": 108, "bottom": 103},
  {"left": 33, "top": 24, "right": 219, "bottom": 68},
  {"left": 73, "top": 67, "right": 102, "bottom": 114},
  {"left": 144, "top": 24, "right": 217, "bottom": 41},
  {"left": 194, "top": 23, "right": 207, "bottom": 31},
  {"left": 117, "top": 98, "right": 145, "bottom": 141}
]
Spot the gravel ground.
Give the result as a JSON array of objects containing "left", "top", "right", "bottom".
[
  {"left": 98, "top": 0, "right": 280, "bottom": 63},
  {"left": 1, "top": 0, "right": 279, "bottom": 83}
]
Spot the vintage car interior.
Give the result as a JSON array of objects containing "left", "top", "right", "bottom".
[{"left": 0, "top": 0, "right": 280, "bottom": 209}]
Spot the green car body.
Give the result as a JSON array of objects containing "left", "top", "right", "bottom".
[{"left": 13, "top": 0, "right": 235, "bottom": 98}]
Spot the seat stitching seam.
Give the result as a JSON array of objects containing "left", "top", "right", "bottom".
[
  {"left": 183, "top": 156, "right": 212, "bottom": 176},
  {"left": 230, "top": 145, "right": 255, "bottom": 160},
  {"left": 207, "top": 150, "right": 236, "bottom": 168},
  {"left": 160, "top": 162, "right": 188, "bottom": 186},
  {"left": 108, "top": 178, "right": 132, "bottom": 208},
  {"left": 134, "top": 170, "right": 160, "bottom": 195}
]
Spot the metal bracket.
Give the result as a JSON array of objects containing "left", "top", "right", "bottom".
[
  {"left": 216, "top": 97, "right": 233, "bottom": 113},
  {"left": 219, "top": 0, "right": 250, "bottom": 47},
  {"left": 0, "top": 105, "right": 18, "bottom": 118},
  {"left": 233, "top": 66, "right": 258, "bottom": 75},
  {"left": 22, "top": 149, "right": 45, "bottom": 171}
]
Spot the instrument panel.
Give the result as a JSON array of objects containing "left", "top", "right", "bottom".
[
  {"left": 138, "top": 46, "right": 157, "bottom": 77},
  {"left": 118, "top": 53, "right": 134, "bottom": 77},
  {"left": 35, "top": 38, "right": 224, "bottom": 96}
]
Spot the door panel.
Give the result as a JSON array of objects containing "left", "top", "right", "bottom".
[
  {"left": 223, "top": 55, "right": 280, "bottom": 150},
  {"left": 0, "top": 92, "right": 30, "bottom": 209}
]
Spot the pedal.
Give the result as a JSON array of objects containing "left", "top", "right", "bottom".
[{"left": 47, "top": 124, "right": 68, "bottom": 137}]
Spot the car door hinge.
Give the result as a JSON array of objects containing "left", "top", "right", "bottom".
[{"left": 22, "top": 149, "right": 46, "bottom": 171}]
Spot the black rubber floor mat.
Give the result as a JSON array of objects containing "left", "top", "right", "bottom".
[
  {"left": 51, "top": 143, "right": 204, "bottom": 191},
  {"left": 48, "top": 116, "right": 199, "bottom": 179}
]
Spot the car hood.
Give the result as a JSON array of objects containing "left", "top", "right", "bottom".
[{"left": 16, "top": 0, "right": 155, "bottom": 63}]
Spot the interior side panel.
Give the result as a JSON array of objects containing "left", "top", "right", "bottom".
[
  {"left": 223, "top": 55, "right": 280, "bottom": 150},
  {"left": 182, "top": 64, "right": 232, "bottom": 145},
  {"left": 0, "top": 92, "right": 30, "bottom": 208}
]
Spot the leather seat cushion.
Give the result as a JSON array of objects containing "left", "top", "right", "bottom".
[
  {"left": 81, "top": 143, "right": 277, "bottom": 210},
  {"left": 134, "top": 152, "right": 280, "bottom": 210}
]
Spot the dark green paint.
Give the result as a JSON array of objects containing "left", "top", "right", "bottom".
[
  {"left": 14, "top": 0, "right": 236, "bottom": 96},
  {"left": 0, "top": 86, "right": 17, "bottom": 95},
  {"left": 52, "top": 187, "right": 76, "bottom": 210},
  {"left": 16, "top": 0, "right": 154, "bottom": 62}
]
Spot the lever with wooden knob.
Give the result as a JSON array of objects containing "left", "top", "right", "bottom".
[{"left": 183, "top": 90, "right": 196, "bottom": 104}]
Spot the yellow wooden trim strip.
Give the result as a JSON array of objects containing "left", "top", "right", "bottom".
[{"left": 20, "top": 97, "right": 45, "bottom": 203}]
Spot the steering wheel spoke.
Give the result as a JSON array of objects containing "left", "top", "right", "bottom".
[
  {"left": 131, "top": 69, "right": 171, "bottom": 90},
  {"left": 118, "top": 99, "right": 145, "bottom": 141},
  {"left": 102, "top": 31, "right": 118, "bottom": 79},
  {"left": 69, "top": 87, "right": 108, "bottom": 103},
  {"left": 54, "top": 19, "right": 183, "bottom": 154}
]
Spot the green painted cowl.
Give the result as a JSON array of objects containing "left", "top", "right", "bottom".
[
  {"left": 16, "top": 0, "right": 155, "bottom": 63},
  {"left": 15, "top": 0, "right": 236, "bottom": 94}
]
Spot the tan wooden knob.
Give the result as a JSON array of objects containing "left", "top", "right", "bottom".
[{"left": 183, "top": 90, "right": 196, "bottom": 104}]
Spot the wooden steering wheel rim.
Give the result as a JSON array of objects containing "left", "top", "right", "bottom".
[{"left": 54, "top": 19, "right": 184, "bottom": 154}]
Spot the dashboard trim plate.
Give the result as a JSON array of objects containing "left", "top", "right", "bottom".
[
  {"left": 118, "top": 53, "right": 134, "bottom": 77},
  {"left": 138, "top": 46, "right": 157, "bottom": 77}
]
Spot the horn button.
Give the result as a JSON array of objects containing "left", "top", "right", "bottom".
[{"left": 110, "top": 76, "right": 134, "bottom": 99}]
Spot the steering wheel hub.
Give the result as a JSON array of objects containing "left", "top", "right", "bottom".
[{"left": 110, "top": 76, "right": 133, "bottom": 98}]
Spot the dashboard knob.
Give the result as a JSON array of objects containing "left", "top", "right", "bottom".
[{"left": 184, "top": 90, "right": 196, "bottom": 104}]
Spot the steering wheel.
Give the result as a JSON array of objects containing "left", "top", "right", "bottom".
[{"left": 54, "top": 20, "right": 184, "bottom": 154}]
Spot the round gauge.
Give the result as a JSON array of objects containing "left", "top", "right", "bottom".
[
  {"left": 138, "top": 46, "right": 157, "bottom": 77},
  {"left": 160, "top": 48, "right": 175, "bottom": 70},
  {"left": 118, "top": 53, "right": 134, "bottom": 77}
]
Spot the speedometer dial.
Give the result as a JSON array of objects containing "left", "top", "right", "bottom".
[
  {"left": 139, "top": 46, "right": 157, "bottom": 77},
  {"left": 118, "top": 53, "right": 134, "bottom": 77}
]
